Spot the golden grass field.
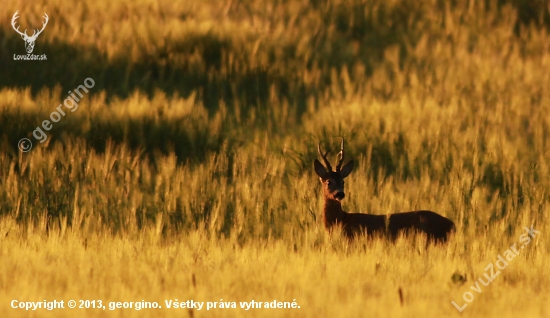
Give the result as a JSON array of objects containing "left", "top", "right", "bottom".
[{"left": 0, "top": 0, "right": 549, "bottom": 317}]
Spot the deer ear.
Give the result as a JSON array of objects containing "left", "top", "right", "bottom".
[
  {"left": 340, "top": 160, "right": 354, "bottom": 178},
  {"left": 314, "top": 160, "right": 328, "bottom": 179}
]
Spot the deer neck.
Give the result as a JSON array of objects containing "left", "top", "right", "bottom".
[{"left": 323, "top": 198, "right": 345, "bottom": 229}]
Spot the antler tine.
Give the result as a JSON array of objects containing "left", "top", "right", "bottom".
[
  {"left": 11, "top": 11, "right": 27, "bottom": 37},
  {"left": 336, "top": 137, "right": 345, "bottom": 171},
  {"left": 317, "top": 143, "right": 333, "bottom": 171},
  {"left": 32, "top": 13, "right": 49, "bottom": 38}
]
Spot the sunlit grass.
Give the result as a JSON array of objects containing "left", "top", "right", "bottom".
[{"left": 0, "top": 218, "right": 547, "bottom": 317}]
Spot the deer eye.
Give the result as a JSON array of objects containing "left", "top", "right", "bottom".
[{"left": 327, "top": 180, "right": 332, "bottom": 186}]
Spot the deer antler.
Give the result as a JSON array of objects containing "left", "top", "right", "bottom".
[
  {"left": 11, "top": 11, "right": 49, "bottom": 40},
  {"left": 317, "top": 143, "right": 333, "bottom": 172},
  {"left": 32, "top": 13, "right": 49, "bottom": 39},
  {"left": 11, "top": 11, "right": 26, "bottom": 37},
  {"left": 336, "top": 137, "right": 345, "bottom": 171}
]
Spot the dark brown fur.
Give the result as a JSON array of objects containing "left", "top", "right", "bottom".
[{"left": 315, "top": 139, "right": 455, "bottom": 243}]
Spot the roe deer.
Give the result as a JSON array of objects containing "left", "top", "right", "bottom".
[{"left": 314, "top": 138, "right": 455, "bottom": 243}]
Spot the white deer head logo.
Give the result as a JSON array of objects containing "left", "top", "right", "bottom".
[{"left": 11, "top": 11, "right": 49, "bottom": 54}]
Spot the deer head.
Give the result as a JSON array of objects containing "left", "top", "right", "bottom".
[
  {"left": 314, "top": 138, "right": 355, "bottom": 201},
  {"left": 12, "top": 11, "right": 49, "bottom": 53}
]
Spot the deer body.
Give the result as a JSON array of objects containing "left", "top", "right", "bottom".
[{"left": 315, "top": 139, "right": 455, "bottom": 243}]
